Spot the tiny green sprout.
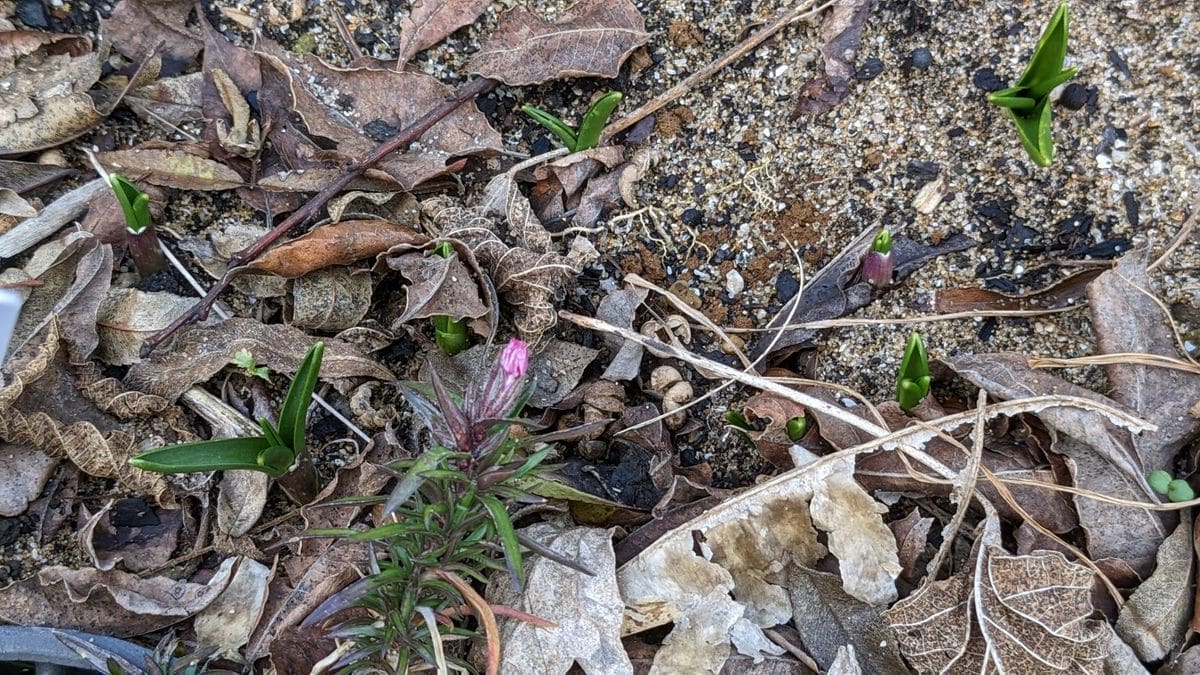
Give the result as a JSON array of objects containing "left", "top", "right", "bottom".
[
  {"left": 862, "top": 229, "right": 894, "bottom": 288},
  {"left": 109, "top": 173, "right": 166, "bottom": 276},
  {"left": 785, "top": 416, "right": 809, "bottom": 441},
  {"left": 1167, "top": 479, "right": 1195, "bottom": 503},
  {"left": 431, "top": 242, "right": 468, "bottom": 356},
  {"left": 1147, "top": 469, "right": 1172, "bottom": 495},
  {"left": 986, "top": 3, "right": 1076, "bottom": 166},
  {"left": 896, "top": 333, "right": 931, "bottom": 415},
  {"left": 130, "top": 341, "right": 324, "bottom": 476},
  {"left": 521, "top": 91, "right": 623, "bottom": 153},
  {"left": 233, "top": 348, "right": 271, "bottom": 381}
]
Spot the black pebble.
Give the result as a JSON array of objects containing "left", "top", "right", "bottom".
[
  {"left": 664, "top": 173, "right": 679, "bottom": 188},
  {"left": 907, "top": 160, "right": 940, "bottom": 179},
  {"left": 947, "top": 126, "right": 966, "bottom": 138},
  {"left": 354, "top": 27, "right": 375, "bottom": 48},
  {"left": 856, "top": 57, "right": 885, "bottom": 80},
  {"left": 1058, "top": 83, "right": 1087, "bottom": 111},
  {"left": 16, "top": 0, "right": 49, "bottom": 28},
  {"left": 910, "top": 48, "right": 932, "bottom": 71},
  {"left": 1122, "top": 191, "right": 1140, "bottom": 227},
  {"left": 682, "top": 208, "right": 703, "bottom": 226},
  {"left": 972, "top": 67, "right": 1005, "bottom": 92},
  {"left": 531, "top": 136, "right": 551, "bottom": 155},
  {"left": 775, "top": 270, "right": 800, "bottom": 302}
]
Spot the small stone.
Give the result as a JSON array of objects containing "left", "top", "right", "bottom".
[
  {"left": 775, "top": 270, "right": 800, "bottom": 302},
  {"left": 972, "top": 67, "right": 1005, "bottom": 92},
  {"left": 1058, "top": 82, "right": 1087, "bottom": 111},
  {"left": 16, "top": 0, "right": 49, "bottom": 28},
  {"left": 910, "top": 47, "right": 932, "bottom": 70},
  {"left": 855, "top": 57, "right": 885, "bottom": 80},
  {"left": 681, "top": 208, "right": 703, "bottom": 226},
  {"left": 725, "top": 269, "right": 744, "bottom": 298}
]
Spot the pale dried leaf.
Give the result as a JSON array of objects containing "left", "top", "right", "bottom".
[
  {"left": 596, "top": 285, "right": 648, "bottom": 381},
  {"left": 0, "top": 558, "right": 235, "bottom": 637},
  {"left": 486, "top": 524, "right": 632, "bottom": 674},
  {"left": 78, "top": 499, "right": 181, "bottom": 572},
  {"left": 290, "top": 267, "right": 373, "bottom": 331},
  {"left": 809, "top": 472, "right": 899, "bottom": 605},
  {"left": 397, "top": 0, "right": 493, "bottom": 65},
  {"left": 194, "top": 557, "right": 272, "bottom": 658},
  {"left": 96, "top": 288, "right": 198, "bottom": 366},
  {"left": 787, "top": 566, "right": 903, "bottom": 671},
  {"left": 0, "top": 178, "right": 107, "bottom": 259},
  {"left": 470, "top": 0, "right": 648, "bottom": 85},
  {"left": 1116, "top": 515, "right": 1193, "bottom": 661},
  {"left": 0, "top": 36, "right": 103, "bottom": 155},
  {"left": 102, "top": 0, "right": 202, "bottom": 74},
  {"left": 97, "top": 144, "right": 244, "bottom": 190},
  {"left": 217, "top": 470, "right": 269, "bottom": 538},
  {"left": 0, "top": 443, "right": 57, "bottom": 516},
  {"left": 1086, "top": 245, "right": 1200, "bottom": 471},
  {"left": 211, "top": 68, "right": 261, "bottom": 158},
  {"left": 0, "top": 187, "right": 36, "bottom": 217},
  {"left": 125, "top": 73, "right": 204, "bottom": 125},
  {"left": 125, "top": 318, "right": 393, "bottom": 400}
]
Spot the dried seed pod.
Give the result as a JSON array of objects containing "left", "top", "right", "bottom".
[
  {"left": 662, "top": 381, "right": 694, "bottom": 429},
  {"left": 640, "top": 315, "right": 692, "bottom": 357}
]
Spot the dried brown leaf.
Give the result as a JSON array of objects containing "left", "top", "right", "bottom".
[
  {"left": 243, "top": 219, "right": 427, "bottom": 279},
  {"left": 194, "top": 557, "right": 272, "bottom": 658},
  {"left": 125, "top": 72, "right": 204, "bottom": 126},
  {"left": 396, "top": 0, "right": 493, "bottom": 66},
  {"left": 596, "top": 285, "right": 648, "bottom": 381},
  {"left": 78, "top": 498, "right": 182, "bottom": 572},
  {"left": 97, "top": 143, "right": 245, "bottom": 190},
  {"left": 0, "top": 443, "right": 58, "bottom": 516},
  {"left": 1116, "top": 515, "right": 1193, "bottom": 661},
  {"left": 786, "top": 566, "right": 905, "bottom": 671},
  {"left": 124, "top": 318, "right": 393, "bottom": 400},
  {"left": 0, "top": 158, "right": 76, "bottom": 195},
  {"left": 381, "top": 244, "right": 490, "bottom": 326},
  {"left": 96, "top": 288, "right": 198, "bottom": 366},
  {"left": 742, "top": 392, "right": 808, "bottom": 469},
  {"left": 102, "top": 0, "right": 202, "bottom": 75},
  {"left": 888, "top": 507, "right": 933, "bottom": 584},
  {"left": 1086, "top": 245, "right": 1200, "bottom": 472},
  {"left": 0, "top": 187, "right": 37, "bottom": 217},
  {"left": 470, "top": 0, "right": 649, "bottom": 85},
  {"left": 0, "top": 558, "right": 235, "bottom": 637},
  {"left": 0, "top": 34, "right": 102, "bottom": 155},
  {"left": 211, "top": 68, "right": 261, "bottom": 158},
  {"left": 792, "top": 0, "right": 875, "bottom": 116},
  {"left": 290, "top": 267, "right": 374, "bottom": 332},
  {"left": 934, "top": 268, "right": 1103, "bottom": 313}
]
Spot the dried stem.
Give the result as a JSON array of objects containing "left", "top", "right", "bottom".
[{"left": 140, "top": 77, "right": 498, "bottom": 356}]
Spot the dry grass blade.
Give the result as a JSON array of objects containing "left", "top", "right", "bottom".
[
  {"left": 1030, "top": 352, "right": 1200, "bottom": 376},
  {"left": 722, "top": 306, "right": 1082, "bottom": 333},
  {"left": 1148, "top": 197, "right": 1198, "bottom": 272},
  {"left": 433, "top": 569, "right": 500, "bottom": 675},
  {"left": 924, "top": 391, "right": 988, "bottom": 579}
]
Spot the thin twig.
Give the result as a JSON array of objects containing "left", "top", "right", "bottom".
[
  {"left": 925, "top": 391, "right": 986, "bottom": 578},
  {"left": 1148, "top": 197, "right": 1198, "bottom": 272},
  {"left": 141, "top": 77, "right": 498, "bottom": 356},
  {"left": 601, "top": 0, "right": 835, "bottom": 141}
]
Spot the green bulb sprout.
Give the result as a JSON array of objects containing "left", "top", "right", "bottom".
[
  {"left": 785, "top": 416, "right": 809, "bottom": 441},
  {"left": 130, "top": 341, "right": 324, "bottom": 477},
  {"left": 896, "top": 333, "right": 931, "bottom": 415},
  {"left": 110, "top": 173, "right": 167, "bottom": 276},
  {"left": 986, "top": 3, "right": 1076, "bottom": 166},
  {"left": 431, "top": 242, "right": 469, "bottom": 356},
  {"left": 521, "top": 91, "right": 622, "bottom": 153}
]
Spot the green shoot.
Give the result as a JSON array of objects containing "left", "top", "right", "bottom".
[
  {"left": 130, "top": 341, "right": 324, "bottom": 476},
  {"left": 896, "top": 333, "right": 931, "bottom": 415},
  {"left": 431, "top": 242, "right": 468, "bottom": 355},
  {"left": 785, "top": 416, "right": 809, "bottom": 441},
  {"left": 233, "top": 348, "right": 271, "bottom": 381},
  {"left": 521, "top": 91, "right": 623, "bottom": 152},
  {"left": 986, "top": 3, "right": 1076, "bottom": 166},
  {"left": 1168, "top": 479, "right": 1195, "bottom": 503},
  {"left": 109, "top": 173, "right": 166, "bottom": 276},
  {"left": 1147, "top": 469, "right": 1171, "bottom": 495}
]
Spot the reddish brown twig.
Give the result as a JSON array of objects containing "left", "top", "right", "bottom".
[{"left": 140, "top": 76, "right": 498, "bottom": 357}]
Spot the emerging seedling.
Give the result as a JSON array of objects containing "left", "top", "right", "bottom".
[
  {"left": 1147, "top": 469, "right": 1172, "bottom": 495},
  {"left": 785, "top": 416, "right": 809, "bottom": 441},
  {"left": 232, "top": 348, "right": 271, "bottom": 381},
  {"left": 862, "top": 229, "right": 894, "bottom": 288},
  {"left": 896, "top": 333, "right": 931, "bottom": 415},
  {"left": 431, "top": 242, "right": 468, "bottom": 355},
  {"left": 130, "top": 341, "right": 324, "bottom": 476},
  {"left": 521, "top": 91, "right": 623, "bottom": 152},
  {"left": 110, "top": 173, "right": 167, "bottom": 276},
  {"left": 1147, "top": 470, "right": 1195, "bottom": 502},
  {"left": 986, "top": 3, "right": 1076, "bottom": 166}
]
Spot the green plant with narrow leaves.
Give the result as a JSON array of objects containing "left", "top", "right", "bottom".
[
  {"left": 303, "top": 339, "right": 588, "bottom": 672},
  {"left": 110, "top": 173, "right": 167, "bottom": 276},
  {"left": 896, "top": 333, "right": 931, "bottom": 415},
  {"left": 431, "top": 242, "right": 469, "bottom": 355},
  {"left": 986, "top": 3, "right": 1076, "bottom": 166},
  {"left": 129, "top": 342, "right": 324, "bottom": 477},
  {"left": 521, "top": 91, "right": 622, "bottom": 152}
]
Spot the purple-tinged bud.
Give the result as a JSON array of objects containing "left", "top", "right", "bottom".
[
  {"left": 500, "top": 339, "right": 529, "bottom": 382},
  {"left": 863, "top": 229, "right": 893, "bottom": 288}
]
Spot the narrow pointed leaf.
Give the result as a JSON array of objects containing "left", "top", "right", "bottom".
[
  {"left": 130, "top": 436, "right": 273, "bottom": 473},
  {"left": 259, "top": 417, "right": 284, "bottom": 448},
  {"left": 574, "top": 91, "right": 622, "bottom": 151},
  {"left": 520, "top": 104, "right": 578, "bottom": 151},
  {"left": 278, "top": 341, "right": 324, "bottom": 455},
  {"left": 1009, "top": 97, "right": 1055, "bottom": 166},
  {"left": 1026, "top": 66, "right": 1077, "bottom": 101},
  {"left": 1016, "top": 3, "right": 1070, "bottom": 89},
  {"left": 481, "top": 494, "right": 524, "bottom": 589}
]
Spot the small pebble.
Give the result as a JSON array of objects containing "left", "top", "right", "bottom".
[
  {"left": 972, "top": 67, "right": 1005, "bottom": 92},
  {"left": 725, "top": 269, "right": 744, "bottom": 298},
  {"left": 681, "top": 208, "right": 703, "bottom": 226},
  {"left": 775, "top": 270, "right": 800, "bottom": 302},
  {"left": 910, "top": 47, "right": 932, "bottom": 70},
  {"left": 1058, "top": 82, "right": 1087, "bottom": 110},
  {"left": 16, "top": 0, "right": 49, "bottom": 28},
  {"left": 856, "top": 57, "right": 885, "bottom": 80}
]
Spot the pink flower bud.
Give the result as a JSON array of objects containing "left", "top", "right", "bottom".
[
  {"left": 862, "top": 250, "right": 894, "bottom": 288},
  {"left": 500, "top": 339, "right": 529, "bottom": 381}
]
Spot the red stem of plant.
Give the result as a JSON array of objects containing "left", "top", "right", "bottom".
[{"left": 140, "top": 76, "right": 499, "bottom": 357}]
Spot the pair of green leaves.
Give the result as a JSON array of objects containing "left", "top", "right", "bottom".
[
  {"left": 987, "top": 3, "right": 1076, "bottom": 166},
  {"left": 521, "top": 91, "right": 622, "bottom": 153},
  {"left": 896, "top": 333, "right": 930, "bottom": 415},
  {"left": 110, "top": 173, "right": 151, "bottom": 234},
  {"left": 129, "top": 342, "right": 325, "bottom": 477}
]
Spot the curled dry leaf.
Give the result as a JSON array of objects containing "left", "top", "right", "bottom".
[
  {"left": 596, "top": 285, "right": 648, "bottom": 381},
  {"left": 0, "top": 187, "right": 37, "bottom": 217},
  {"left": 124, "top": 318, "right": 393, "bottom": 400},
  {"left": 0, "top": 157, "right": 76, "bottom": 195},
  {"left": 934, "top": 267, "right": 1104, "bottom": 313},
  {"left": 211, "top": 68, "right": 261, "bottom": 159},
  {"left": 97, "top": 143, "right": 245, "bottom": 191},
  {"left": 95, "top": 288, "right": 200, "bottom": 366},
  {"left": 0, "top": 558, "right": 235, "bottom": 637},
  {"left": 379, "top": 240, "right": 490, "bottom": 329},
  {"left": 78, "top": 498, "right": 182, "bottom": 572},
  {"left": 0, "top": 443, "right": 57, "bottom": 516},
  {"left": 396, "top": 0, "right": 493, "bottom": 66},
  {"left": 194, "top": 557, "right": 273, "bottom": 658},
  {"left": 243, "top": 219, "right": 427, "bottom": 279},
  {"left": 791, "top": 0, "right": 875, "bottom": 116},
  {"left": 470, "top": 0, "right": 649, "bottom": 85},
  {"left": 1116, "top": 515, "right": 1193, "bottom": 661},
  {"left": 485, "top": 523, "right": 631, "bottom": 675},
  {"left": 741, "top": 391, "right": 808, "bottom": 469},
  {"left": 0, "top": 33, "right": 100, "bottom": 155},
  {"left": 888, "top": 507, "right": 933, "bottom": 585},
  {"left": 290, "top": 267, "right": 374, "bottom": 332},
  {"left": 102, "top": 0, "right": 202, "bottom": 75},
  {"left": 125, "top": 72, "right": 204, "bottom": 126},
  {"left": 884, "top": 515, "right": 1114, "bottom": 673}
]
